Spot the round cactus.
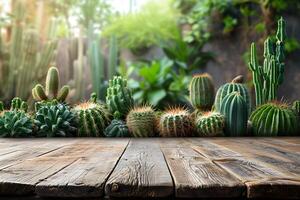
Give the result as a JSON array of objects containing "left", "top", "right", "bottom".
[
  {"left": 126, "top": 106, "right": 156, "bottom": 137},
  {"left": 158, "top": 107, "right": 193, "bottom": 137},
  {"left": 0, "top": 111, "right": 33, "bottom": 137},
  {"left": 220, "top": 92, "right": 248, "bottom": 136},
  {"left": 106, "top": 76, "right": 134, "bottom": 118},
  {"left": 250, "top": 102, "right": 298, "bottom": 136},
  {"left": 104, "top": 119, "right": 130, "bottom": 137},
  {"left": 189, "top": 73, "right": 215, "bottom": 111},
  {"left": 214, "top": 75, "right": 251, "bottom": 115},
  {"left": 195, "top": 112, "right": 225, "bottom": 136}
]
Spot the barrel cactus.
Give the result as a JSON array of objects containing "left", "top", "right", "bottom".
[
  {"left": 10, "top": 97, "right": 28, "bottom": 112},
  {"left": 158, "top": 107, "right": 193, "bottom": 137},
  {"left": 32, "top": 66, "right": 70, "bottom": 102},
  {"left": 73, "top": 95, "right": 111, "bottom": 137},
  {"left": 214, "top": 75, "right": 251, "bottom": 115},
  {"left": 0, "top": 111, "right": 33, "bottom": 137},
  {"left": 250, "top": 102, "right": 298, "bottom": 136},
  {"left": 104, "top": 119, "right": 130, "bottom": 137},
  {"left": 195, "top": 112, "right": 225, "bottom": 136},
  {"left": 189, "top": 73, "right": 215, "bottom": 110},
  {"left": 34, "top": 104, "right": 76, "bottom": 137},
  {"left": 106, "top": 76, "right": 134, "bottom": 118},
  {"left": 126, "top": 106, "right": 156, "bottom": 137},
  {"left": 220, "top": 92, "right": 248, "bottom": 136}
]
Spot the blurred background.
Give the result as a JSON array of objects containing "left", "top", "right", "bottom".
[{"left": 0, "top": 0, "right": 299, "bottom": 108}]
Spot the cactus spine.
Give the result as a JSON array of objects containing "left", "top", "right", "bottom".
[
  {"left": 158, "top": 107, "right": 193, "bottom": 137},
  {"left": 126, "top": 106, "right": 156, "bottom": 137},
  {"left": 250, "top": 102, "right": 298, "bottom": 136},
  {"left": 195, "top": 112, "right": 225, "bottom": 136},
  {"left": 104, "top": 119, "right": 129, "bottom": 137},
  {"left": 189, "top": 73, "right": 215, "bottom": 111},
  {"left": 248, "top": 17, "right": 286, "bottom": 106},
  {"left": 220, "top": 92, "right": 248, "bottom": 136}
]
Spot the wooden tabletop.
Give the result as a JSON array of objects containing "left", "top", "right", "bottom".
[{"left": 0, "top": 137, "right": 299, "bottom": 199}]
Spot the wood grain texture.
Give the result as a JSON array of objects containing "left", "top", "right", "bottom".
[{"left": 105, "top": 139, "right": 173, "bottom": 198}]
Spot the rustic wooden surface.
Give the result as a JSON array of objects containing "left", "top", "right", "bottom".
[{"left": 0, "top": 137, "right": 299, "bottom": 199}]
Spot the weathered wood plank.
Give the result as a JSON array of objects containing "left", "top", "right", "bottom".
[
  {"left": 160, "top": 139, "right": 245, "bottom": 198},
  {"left": 35, "top": 139, "right": 129, "bottom": 198},
  {"left": 105, "top": 139, "right": 173, "bottom": 198}
]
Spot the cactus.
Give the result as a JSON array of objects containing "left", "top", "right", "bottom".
[
  {"left": 195, "top": 112, "right": 225, "bottom": 136},
  {"left": 220, "top": 92, "right": 248, "bottom": 136},
  {"left": 32, "top": 67, "right": 70, "bottom": 102},
  {"left": 292, "top": 100, "right": 300, "bottom": 118},
  {"left": 34, "top": 104, "right": 76, "bottom": 137},
  {"left": 0, "top": 111, "right": 33, "bottom": 137},
  {"left": 10, "top": 97, "right": 28, "bottom": 112},
  {"left": 248, "top": 17, "right": 286, "bottom": 106},
  {"left": 106, "top": 76, "right": 134, "bottom": 118},
  {"left": 214, "top": 75, "right": 251, "bottom": 115},
  {"left": 158, "top": 107, "right": 193, "bottom": 137},
  {"left": 0, "top": 101, "right": 4, "bottom": 112},
  {"left": 104, "top": 119, "right": 129, "bottom": 137},
  {"left": 189, "top": 73, "right": 215, "bottom": 111},
  {"left": 250, "top": 102, "right": 298, "bottom": 136},
  {"left": 72, "top": 94, "right": 111, "bottom": 137},
  {"left": 126, "top": 106, "right": 156, "bottom": 137}
]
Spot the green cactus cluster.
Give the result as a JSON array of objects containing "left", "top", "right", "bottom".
[
  {"left": 104, "top": 119, "right": 129, "bottom": 137},
  {"left": 10, "top": 97, "right": 28, "bottom": 112},
  {"left": 292, "top": 100, "right": 300, "bottom": 118},
  {"left": 195, "top": 112, "right": 225, "bottom": 136}
]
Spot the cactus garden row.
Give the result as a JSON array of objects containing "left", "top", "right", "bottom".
[{"left": 0, "top": 17, "right": 299, "bottom": 138}]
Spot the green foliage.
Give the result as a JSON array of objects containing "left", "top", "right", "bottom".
[
  {"left": 189, "top": 73, "right": 215, "bottom": 111},
  {"left": 10, "top": 97, "right": 28, "bottom": 112},
  {"left": 250, "top": 102, "right": 298, "bottom": 136},
  {"left": 292, "top": 100, "right": 300, "bottom": 117},
  {"left": 285, "top": 38, "right": 300, "bottom": 53},
  {"left": 195, "top": 112, "right": 225, "bottom": 136},
  {"left": 220, "top": 92, "right": 248, "bottom": 136},
  {"left": 126, "top": 106, "right": 156, "bottom": 137},
  {"left": 0, "top": 101, "right": 4, "bottom": 112},
  {"left": 158, "top": 107, "right": 193, "bottom": 137},
  {"left": 0, "top": 111, "right": 33, "bottom": 138},
  {"left": 104, "top": 119, "right": 129, "bottom": 137},
  {"left": 34, "top": 104, "right": 76, "bottom": 137}
]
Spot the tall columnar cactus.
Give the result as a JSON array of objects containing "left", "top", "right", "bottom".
[
  {"left": 72, "top": 94, "right": 111, "bottom": 137},
  {"left": 189, "top": 73, "right": 215, "bottom": 111},
  {"left": 106, "top": 76, "right": 134, "bottom": 118},
  {"left": 292, "top": 100, "right": 300, "bottom": 118},
  {"left": 126, "top": 106, "right": 156, "bottom": 137},
  {"left": 32, "top": 67, "right": 70, "bottom": 102},
  {"left": 10, "top": 97, "right": 28, "bottom": 112},
  {"left": 158, "top": 107, "right": 193, "bottom": 137},
  {"left": 250, "top": 102, "right": 298, "bottom": 136},
  {"left": 214, "top": 75, "right": 251, "bottom": 115},
  {"left": 195, "top": 112, "right": 225, "bottom": 136},
  {"left": 220, "top": 92, "right": 248, "bottom": 136},
  {"left": 248, "top": 17, "right": 286, "bottom": 106},
  {"left": 104, "top": 119, "right": 129, "bottom": 137}
]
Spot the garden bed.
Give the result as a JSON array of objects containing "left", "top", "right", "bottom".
[{"left": 0, "top": 137, "right": 299, "bottom": 199}]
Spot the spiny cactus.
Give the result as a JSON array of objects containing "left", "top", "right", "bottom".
[
  {"left": 104, "top": 119, "right": 129, "bottom": 137},
  {"left": 158, "top": 107, "right": 193, "bottom": 137},
  {"left": 189, "top": 73, "right": 215, "bottom": 111},
  {"left": 106, "top": 76, "right": 134, "bottom": 118},
  {"left": 10, "top": 97, "right": 28, "bottom": 112},
  {"left": 195, "top": 112, "right": 225, "bottom": 136},
  {"left": 220, "top": 92, "right": 248, "bottom": 136},
  {"left": 250, "top": 102, "right": 298, "bottom": 136},
  {"left": 73, "top": 94, "right": 111, "bottom": 137},
  {"left": 248, "top": 17, "right": 286, "bottom": 106},
  {"left": 32, "top": 67, "right": 70, "bottom": 102},
  {"left": 34, "top": 104, "right": 76, "bottom": 137},
  {"left": 0, "top": 111, "right": 33, "bottom": 137},
  {"left": 214, "top": 75, "right": 251, "bottom": 115},
  {"left": 34, "top": 99, "right": 59, "bottom": 112},
  {"left": 126, "top": 106, "right": 156, "bottom": 137},
  {"left": 292, "top": 100, "right": 300, "bottom": 117}
]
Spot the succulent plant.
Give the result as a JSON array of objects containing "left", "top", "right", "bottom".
[
  {"left": 292, "top": 100, "right": 300, "bottom": 117},
  {"left": 10, "top": 97, "right": 28, "bottom": 112},
  {"left": 158, "top": 107, "right": 193, "bottom": 137},
  {"left": 0, "top": 101, "right": 4, "bottom": 112},
  {"left": 34, "top": 99, "right": 59, "bottom": 112},
  {"left": 189, "top": 73, "right": 215, "bottom": 110},
  {"left": 214, "top": 75, "right": 251, "bottom": 115},
  {"left": 126, "top": 106, "right": 156, "bottom": 137},
  {"left": 220, "top": 92, "right": 248, "bottom": 136},
  {"left": 34, "top": 104, "right": 76, "bottom": 137},
  {"left": 0, "top": 110, "right": 33, "bottom": 137},
  {"left": 104, "top": 119, "right": 130, "bottom": 137},
  {"left": 106, "top": 76, "right": 134, "bottom": 118},
  {"left": 195, "top": 112, "right": 225, "bottom": 136},
  {"left": 32, "top": 67, "right": 70, "bottom": 102},
  {"left": 73, "top": 94, "right": 111, "bottom": 137},
  {"left": 250, "top": 102, "right": 298, "bottom": 136}
]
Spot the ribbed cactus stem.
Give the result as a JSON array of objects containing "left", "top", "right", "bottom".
[
  {"left": 0, "top": 101, "right": 4, "bottom": 112},
  {"left": 46, "top": 67, "right": 59, "bottom": 99},
  {"left": 10, "top": 97, "right": 28, "bottom": 112}
]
